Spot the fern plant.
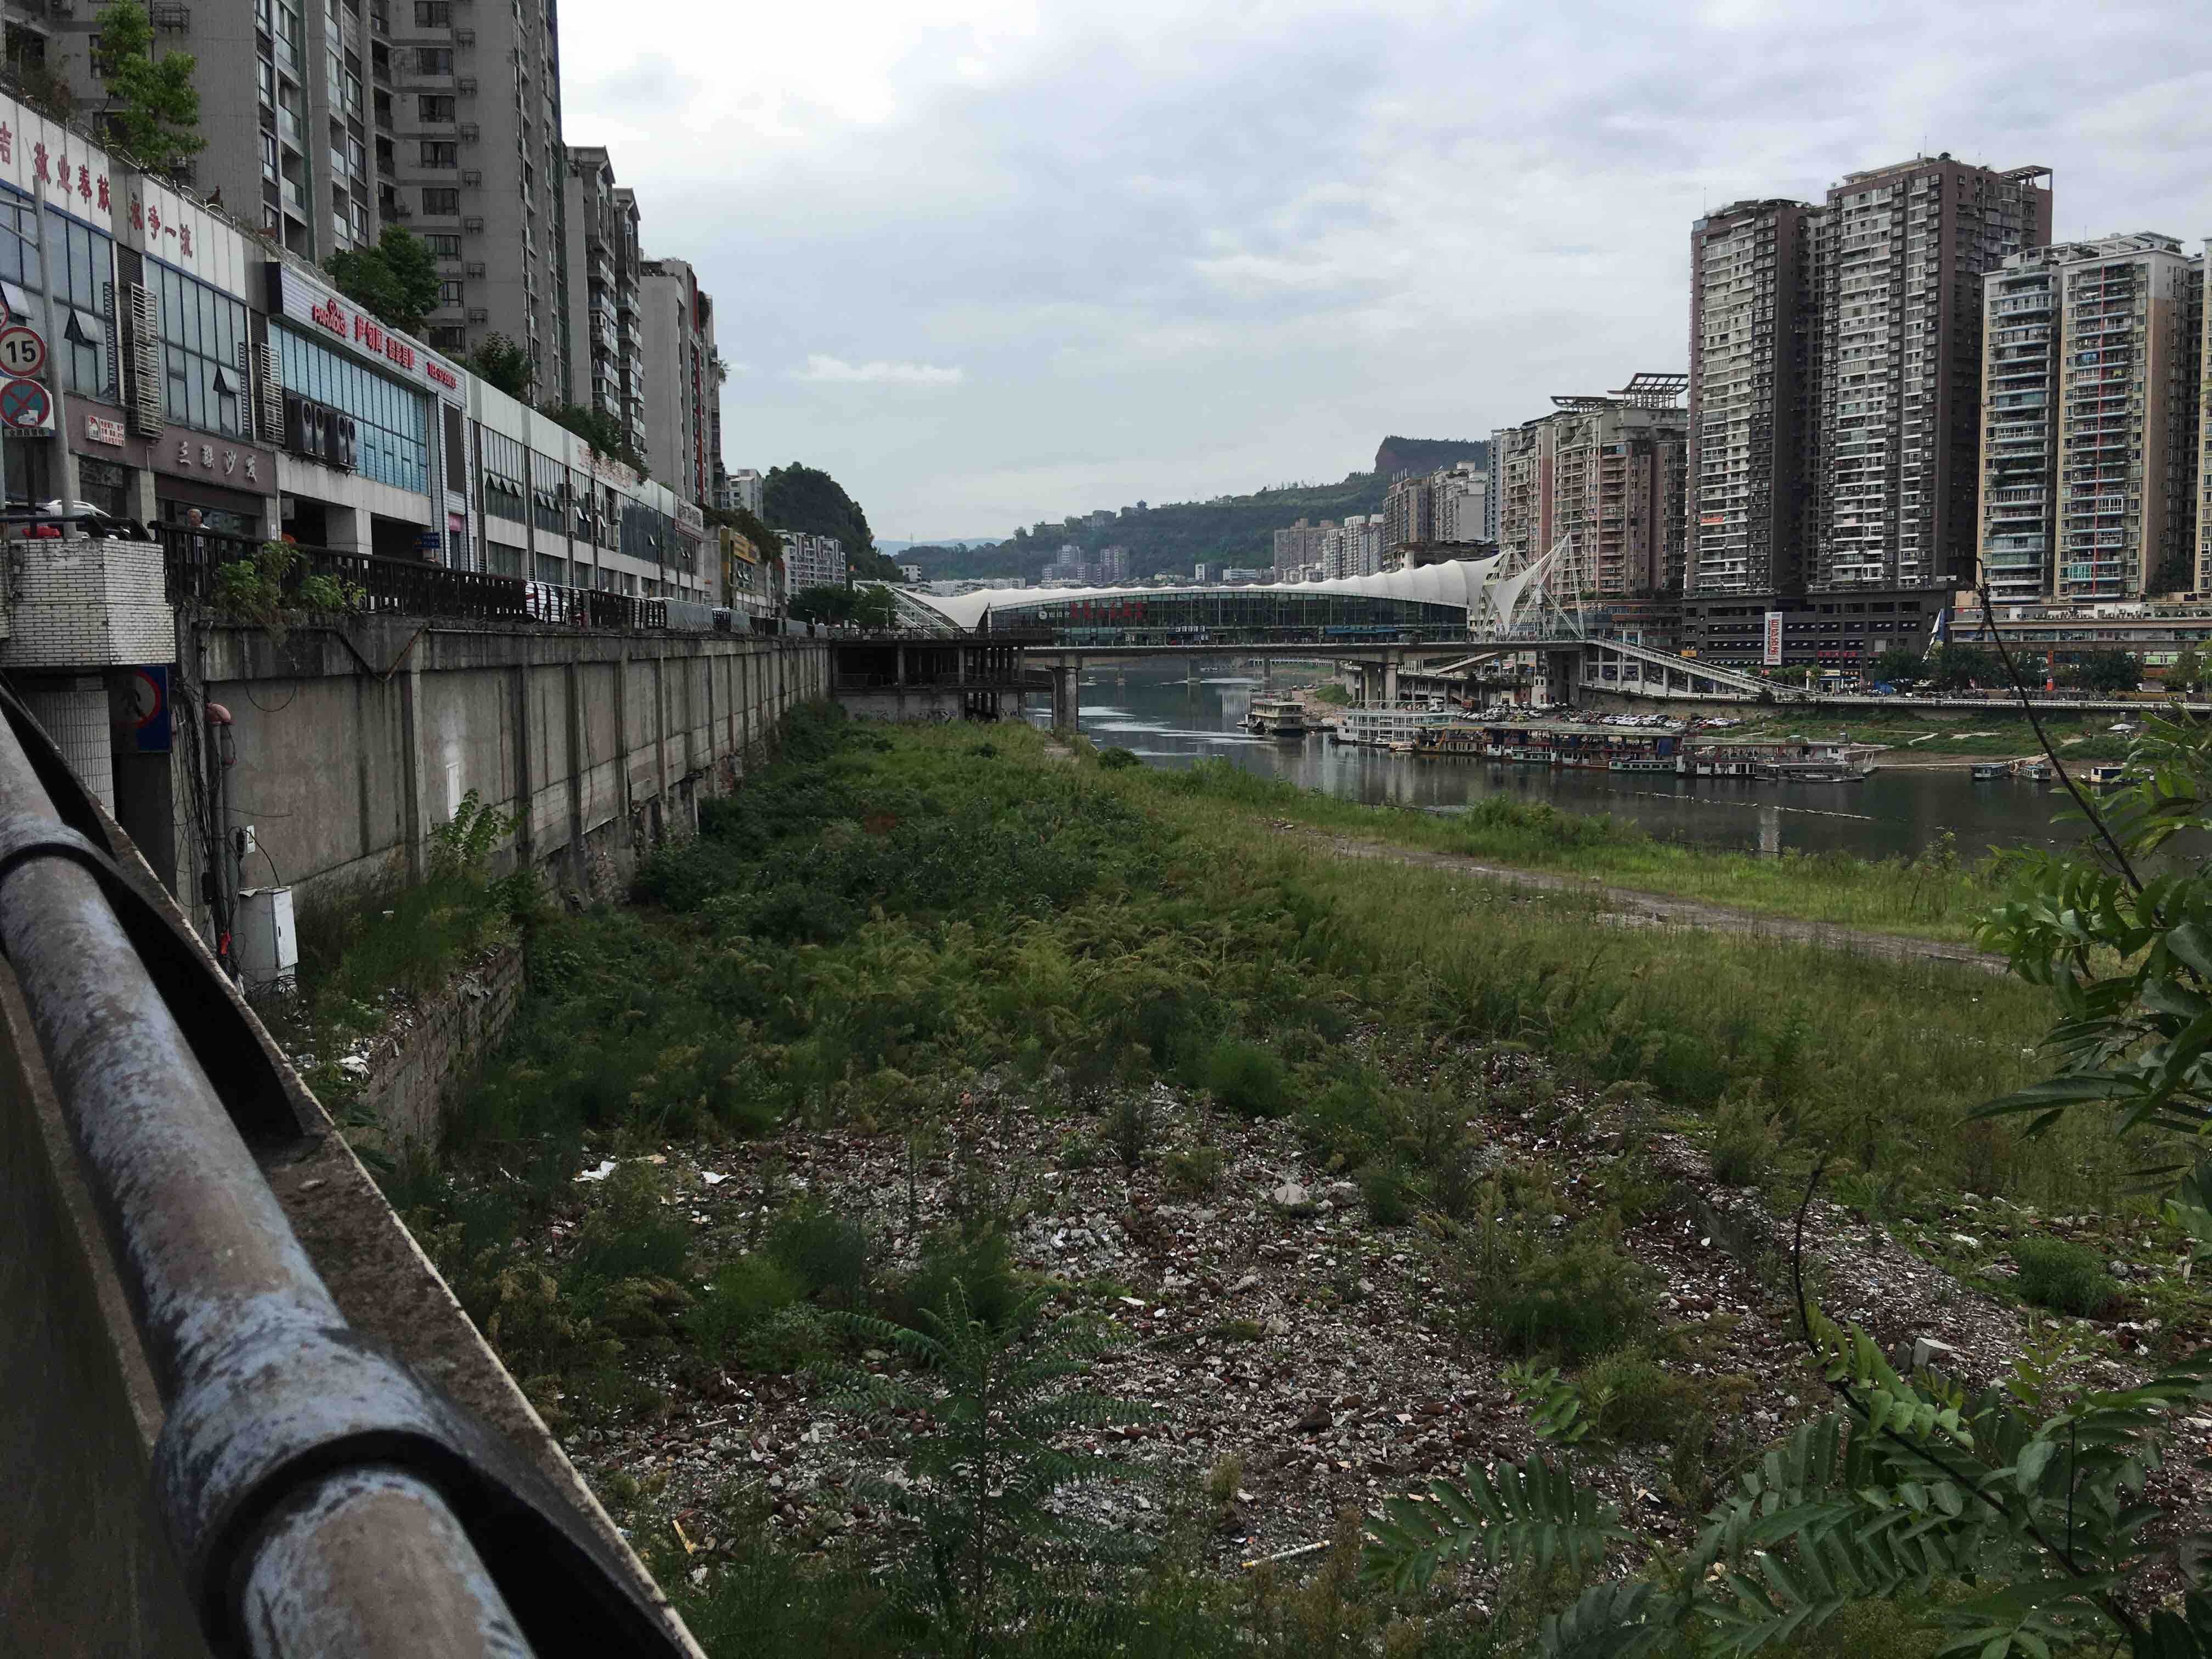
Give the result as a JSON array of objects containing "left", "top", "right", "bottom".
[
  {"left": 1370, "top": 1315, "right": 2212, "bottom": 1656},
  {"left": 820, "top": 1284, "right": 1155, "bottom": 1656}
]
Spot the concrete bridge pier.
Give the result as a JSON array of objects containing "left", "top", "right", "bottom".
[
  {"left": 1383, "top": 658, "right": 1400, "bottom": 705},
  {"left": 1051, "top": 664, "right": 1081, "bottom": 735}
]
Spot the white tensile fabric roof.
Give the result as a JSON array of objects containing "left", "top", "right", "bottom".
[{"left": 909, "top": 557, "right": 1516, "bottom": 632}]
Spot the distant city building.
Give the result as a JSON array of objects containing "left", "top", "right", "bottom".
[
  {"left": 1688, "top": 198, "right": 1821, "bottom": 595},
  {"left": 1978, "top": 234, "right": 2204, "bottom": 603},
  {"left": 1810, "top": 154, "right": 2052, "bottom": 592},
  {"left": 1432, "top": 463, "right": 1491, "bottom": 544},
  {"left": 1194, "top": 562, "right": 1217, "bottom": 583},
  {"left": 1222, "top": 566, "right": 1266, "bottom": 585},
  {"left": 1496, "top": 376, "right": 1687, "bottom": 597},
  {"left": 899, "top": 562, "right": 923, "bottom": 583},
  {"left": 778, "top": 530, "right": 845, "bottom": 592},
  {"left": 1383, "top": 473, "right": 1435, "bottom": 552},
  {"left": 639, "top": 257, "right": 719, "bottom": 505},
  {"left": 563, "top": 150, "right": 648, "bottom": 454},
  {"left": 1099, "top": 544, "right": 1133, "bottom": 583},
  {"left": 721, "top": 467, "right": 764, "bottom": 516},
  {"left": 1273, "top": 517, "right": 1334, "bottom": 569}
]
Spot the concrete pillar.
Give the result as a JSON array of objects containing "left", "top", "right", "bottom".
[
  {"left": 563, "top": 658, "right": 586, "bottom": 888},
  {"left": 1051, "top": 664, "right": 1080, "bottom": 735},
  {"left": 896, "top": 644, "right": 907, "bottom": 687},
  {"left": 511, "top": 642, "right": 534, "bottom": 871},
  {"left": 1383, "top": 659, "right": 1399, "bottom": 705},
  {"left": 397, "top": 656, "right": 426, "bottom": 880}
]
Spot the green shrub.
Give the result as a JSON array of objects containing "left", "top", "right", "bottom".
[
  {"left": 687, "top": 1254, "right": 806, "bottom": 1364},
  {"left": 2011, "top": 1235, "right": 2119, "bottom": 1317},
  {"left": 1709, "top": 1093, "right": 1779, "bottom": 1189},
  {"left": 1359, "top": 1160, "right": 1415, "bottom": 1226},
  {"left": 1161, "top": 1142, "right": 1226, "bottom": 1195},
  {"left": 1460, "top": 1220, "right": 1652, "bottom": 1363},
  {"left": 766, "top": 1207, "right": 873, "bottom": 1308},
  {"left": 883, "top": 1227, "right": 1023, "bottom": 1333},
  {"left": 1581, "top": 1348, "right": 1708, "bottom": 1446},
  {"left": 1201, "top": 1038, "right": 1290, "bottom": 1119},
  {"left": 1098, "top": 747, "right": 1141, "bottom": 770},
  {"left": 571, "top": 1163, "right": 691, "bottom": 1283}
]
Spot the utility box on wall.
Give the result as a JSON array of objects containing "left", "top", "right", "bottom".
[{"left": 233, "top": 885, "right": 297, "bottom": 997}]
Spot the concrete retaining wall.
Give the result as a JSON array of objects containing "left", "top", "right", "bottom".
[{"left": 137, "top": 619, "right": 830, "bottom": 929}]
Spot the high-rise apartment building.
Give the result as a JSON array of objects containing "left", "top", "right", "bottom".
[
  {"left": 383, "top": 0, "right": 568, "bottom": 389},
  {"left": 1977, "top": 234, "right": 2202, "bottom": 603},
  {"left": 32, "top": 0, "right": 574, "bottom": 390},
  {"left": 639, "top": 255, "right": 717, "bottom": 504},
  {"left": 1544, "top": 379, "right": 1688, "bottom": 597},
  {"left": 561, "top": 146, "right": 642, "bottom": 437},
  {"left": 1496, "top": 419, "right": 1555, "bottom": 572},
  {"left": 1687, "top": 198, "right": 1820, "bottom": 594},
  {"left": 719, "top": 465, "right": 763, "bottom": 516},
  {"left": 1381, "top": 471, "right": 1434, "bottom": 552},
  {"left": 1432, "top": 461, "right": 1491, "bottom": 543},
  {"left": 778, "top": 529, "right": 844, "bottom": 592},
  {"left": 1812, "top": 155, "right": 2051, "bottom": 591},
  {"left": 1272, "top": 517, "right": 1332, "bottom": 569}
]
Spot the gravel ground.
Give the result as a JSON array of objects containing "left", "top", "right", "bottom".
[{"left": 545, "top": 1055, "right": 2181, "bottom": 1579}]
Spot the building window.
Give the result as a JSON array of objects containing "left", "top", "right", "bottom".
[
  {"left": 417, "top": 93, "right": 454, "bottom": 122},
  {"left": 273, "top": 324, "right": 431, "bottom": 493},
  {"left": 428, "top": 325, "right": 465, "bottom": 349},
  {"left": 420, "top": 140, "right": 457, "bottom": 168},
  {"left": 153, "top": 262, "right": 249, "bottom": 437},
  {"left": 477, "top": 427, "right": 526, "bottom": 521},
  {"left": 438, "top": 279, "right": 464, "bottom": 306},
  {"left": 0, "top": 200, "right": 116, "bottom": 399},
  {"left": 415, "top": 46, "right": 451, "bottom": 72},
  {"left": 421, "top": 186, "right": 459, "bottom": 215},
  {"left": 414, "top": 0, "right": 450, "bottom": 22},
  {"left": 424, "top": 233, "right": 460, "bottom": 256}
]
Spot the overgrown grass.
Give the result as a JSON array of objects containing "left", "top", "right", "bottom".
[
  {"left": 402, "top": 704, "right": 2128, "bottom": 1659},
  {"left": 1136, "top": 758, "right": 2005, "bottom": 943}
]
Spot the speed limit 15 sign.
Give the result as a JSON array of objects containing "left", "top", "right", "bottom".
[{"left": 0, "top": 325, "right": 47, "bottom": 379}]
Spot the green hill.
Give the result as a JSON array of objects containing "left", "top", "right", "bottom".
[{"left": 907, "top": 472, "right": 1395, "bottom": 583}]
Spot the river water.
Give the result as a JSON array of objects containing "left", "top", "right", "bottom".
[{"left": 1032, "top": 659, "right": 2091, "bottom": 862}]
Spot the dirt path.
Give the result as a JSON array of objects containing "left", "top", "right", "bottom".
[{"left": 1271, "top": 826, "right": 2011, "bottom": 975}]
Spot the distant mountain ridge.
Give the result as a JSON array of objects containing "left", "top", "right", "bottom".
[
  {"left": 1373, "top": 435, "right": 1490, "bottom": 477},
  {"left": 905, "top": 439, "right": 1483, "bottom": 582}
]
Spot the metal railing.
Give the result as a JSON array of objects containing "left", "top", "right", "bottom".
[
  {"left": 0, "top": 678, "right": 685, "bottom": 1657},
  {"left": 156, "top": 526, "right": 695, "bottom": 631}
]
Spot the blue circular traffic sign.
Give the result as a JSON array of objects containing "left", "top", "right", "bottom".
[{"left": 0, "top": 375, "right": 51, "bottom": 431}]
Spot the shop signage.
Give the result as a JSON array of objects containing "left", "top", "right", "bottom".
[
  {"left": 163, "top": 436, "right": 264, "bottom": 484},
  {"left": 675, "top": 501, "right": 704, "bottom": 538},
  {"left": 1762, "top": 610, "right": 1785, "bottom": 667},
  {"left": 266, "top": 265, "right": 466, "bottom": 403},
  {"left": 82, "top": 413, "right": 125, "bottom": 446}
]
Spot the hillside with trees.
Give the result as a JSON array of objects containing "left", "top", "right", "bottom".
[
  {"left": 906, "top": 472, "right": 1395, "bottom": 583},
  {"left": 765, "top": 464, "right": 902, "bottom": 583}
]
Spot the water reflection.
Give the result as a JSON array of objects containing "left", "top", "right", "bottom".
[{"left": 1034, "top": 659, "right": 2088, "bottom": 861}]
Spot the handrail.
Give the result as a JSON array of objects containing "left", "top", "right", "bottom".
[{"left": 0, "top": 679, "right": 686, "bottom": 1658}]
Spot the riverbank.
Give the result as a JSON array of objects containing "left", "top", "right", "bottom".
[
  {"left": 1125, "top": 756, "right": 2001, "bottom": 943},
  {"left": 387, "top": 709, "right": 2199, "bottom": 1658}
]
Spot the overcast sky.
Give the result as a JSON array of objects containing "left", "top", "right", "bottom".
[{"left": 561, "top": 0, "right": 2212, "bottom": 541}]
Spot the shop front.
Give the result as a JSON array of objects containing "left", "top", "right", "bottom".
[{"left": 261, "top": 262, "right": 470, "bottom": 562}]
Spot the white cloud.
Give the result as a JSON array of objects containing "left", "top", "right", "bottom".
[
  {"left": 563, "top": 0, "right": 2212, "bottom": 534},
  {"left": 791, "top": 354, "right": 967, "bottom": 387}
]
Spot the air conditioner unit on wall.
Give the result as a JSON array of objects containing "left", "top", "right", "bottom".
[
  {"left": 462, "top": 216, "right": 483, "bottom": 232},
  {"left": 456, "top": 76, "right": 477, "bottom": 92},
  {"left": 460, "top": 169, "right": 482, "bottom": 185}
]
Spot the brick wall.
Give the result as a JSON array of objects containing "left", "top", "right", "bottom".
[
  {"left": 356, "top": 944, "right": 526, "bottom": 1149},
  {"left": 2, "top": 537, "right": 177, "bottom": 669}
]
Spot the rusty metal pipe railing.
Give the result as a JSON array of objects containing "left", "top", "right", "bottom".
[
  {"left": 0, "top": 709, "right": 535, "bottom": 1655},
  {"left": 0, "top": 678, "right": 692, "bottom": 1657}
]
